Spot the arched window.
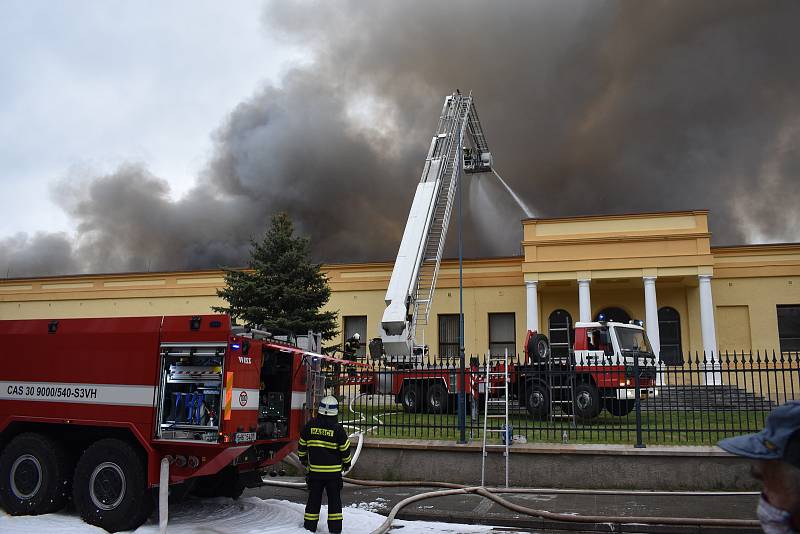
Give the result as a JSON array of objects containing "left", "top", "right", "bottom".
[
  {"left": 658, "top": 307, "right": 683, "bottom": 365},
  {"left": 548, "top": 309, "right": 573, "bottom": 359},
  {"left": 595, "top": 307, "right": 631, "bottom": 324}
]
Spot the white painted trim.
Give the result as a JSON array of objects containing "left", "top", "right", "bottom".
[{"left": 0, "top": 381, "right": 155, "bottom": 406}]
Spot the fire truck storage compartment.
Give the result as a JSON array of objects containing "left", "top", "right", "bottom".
[
  {"left": 157, "top": 341, "right": 225, "bottom": 441},
  {"left": 258, "top": 347, "right": 292, "bottom": 440}
]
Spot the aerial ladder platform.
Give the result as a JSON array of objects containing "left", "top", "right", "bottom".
[{"left": 375, "top": 91, "right": 492, "bottom": 361}]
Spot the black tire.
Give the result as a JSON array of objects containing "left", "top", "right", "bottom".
[
  {"left": 604, "top": 398, "right": 635, "bottom": 417},
  {"left": 573, "top": 382, "right": 601, "bottom": 421},
  {"left": 73, "top": 438, "right": 152, "bottom": 532},
  {"left": 524, "top": 382, "right": 550, "bottom": 419},
  {"left": 0, "top": 432, "right": 72, "bottom": 515},
  {"left": 426, "top": 382, "right": 449, "bottom": 414},
  {"left": 400, "top": 382, "right": 422, "bottom": 413},
  {"left": 527, "top": 334, "right": 550, "bottom": 363}
]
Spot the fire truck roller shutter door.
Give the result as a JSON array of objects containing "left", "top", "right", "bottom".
[{"left": 0, "top": 432, "right": 72, "bottom": 516}]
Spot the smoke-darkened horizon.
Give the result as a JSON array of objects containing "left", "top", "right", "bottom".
[{"left": 3, "top": 0, "right": 800, "bottom": 277}]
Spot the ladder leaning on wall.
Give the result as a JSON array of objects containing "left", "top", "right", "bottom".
[{"left": 481, "top": 348, "right": 510, "bottom": 487}]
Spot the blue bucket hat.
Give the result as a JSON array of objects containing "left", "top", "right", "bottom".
[{"left": 718, "top": 401, "right": 800, "bottom": 469}]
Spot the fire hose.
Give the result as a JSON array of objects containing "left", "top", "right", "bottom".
[
  {"left": 270, "top": 395, "right": 759, "bottom": 532},
  {"left": 260, "top": 474, "right": 760, "bottom": 533}
]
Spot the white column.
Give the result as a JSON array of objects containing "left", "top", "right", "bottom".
[
  {"left": 578, "top": 279, "right": 592, "bottom": 323},
  {"left": 525, "top": 280, "right": 539, "bottom": 333},
  {"left": 698, "top": 274, "right": 722, "bottom": 385},
  {"left": 643, "top": 277, "right": 661, "bottom": 358},
  {"left": 643, "top": 276, "right": 663, "bottom": 386}
]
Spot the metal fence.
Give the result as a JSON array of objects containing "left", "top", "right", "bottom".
[{"left": 325, "top": 350, "right": 800, "bottom": 447}]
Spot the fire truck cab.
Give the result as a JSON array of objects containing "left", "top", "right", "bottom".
[{"left": 0, "top": 315, "right": 314, "bottom": 532}]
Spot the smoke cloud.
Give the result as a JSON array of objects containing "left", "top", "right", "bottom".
[{"left": 3, "top": 0, "right": 800, "bottom": 277}]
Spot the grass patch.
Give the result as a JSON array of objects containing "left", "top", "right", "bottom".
[{"left": 339, "top": 398, "right": 769, "bottom": 446}]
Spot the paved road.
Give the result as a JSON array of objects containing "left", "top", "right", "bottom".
[{"left": 246, "top": 477, "right": 760, "bottom": 533}]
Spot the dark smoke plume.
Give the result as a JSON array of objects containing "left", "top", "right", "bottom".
[{"left": 3, "top": 0, "right": 800, "bottom": 277}]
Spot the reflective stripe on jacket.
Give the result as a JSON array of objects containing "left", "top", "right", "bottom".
[{"left": 298, "top": 415, "right": 351, "bottom": 476}]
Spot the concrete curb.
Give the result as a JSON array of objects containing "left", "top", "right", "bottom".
[
  {"left": 363, "top": 438, "right": 734, "bottom": 457},
  {"left": 351, "top": 439, "right": 758, "bottom": 490}
]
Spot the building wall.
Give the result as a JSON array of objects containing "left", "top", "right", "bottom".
[{"left": 1, "top": 213, "right": 799, "bottom": 358}]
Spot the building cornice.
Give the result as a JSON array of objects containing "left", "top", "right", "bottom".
[{"left": 522, "top": 209, "right": 709, "bottom": 224}]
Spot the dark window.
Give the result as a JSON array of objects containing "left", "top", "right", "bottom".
[
  {"left": 658, "top": 307, "right": 683, "bottom": 365},
  {"left": 343, "top": 316, "right": 367, "bottom": 358},
  {"left": 438, "top": 314, "right": 460, "bottom": 358},
  {"left": 548, "top": 309, "right": 573, "bottom": 359},
  {"left": 777, "top": 305, "right": 800, "bottom": 352},
  {"left": 489, "top": 313, "right": 516, "bottom": 357},
  {"left": 595, "top": 307, "right": 631, "bottom": 324}
]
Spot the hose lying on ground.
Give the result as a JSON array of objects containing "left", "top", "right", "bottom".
[{"left": 259, "top": 476, "right": 761, "bottom": 533}]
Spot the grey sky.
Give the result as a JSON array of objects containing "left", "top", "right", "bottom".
[
  {"left": 1, "top": 1, "right": 799, "bottom": 278},
  {"left": 0, "top": 0, "right": 305, "bottom": 236}
]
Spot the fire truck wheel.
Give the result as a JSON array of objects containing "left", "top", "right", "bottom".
[
  {"left": 604, "top": 399, "right": 635, "bottom": 416},
  {"left": 573, "top": 383, "right": 601, "bottom": 420},
  {"left": 527, "top": 334, "right": 550, "bottom": 363},
  {"left": 426, "top": 382, "right": 449, "bottom": 414},
  {"left": 400, "top": 382, "right": 423, "bottom": 413},
  {"left": 0, "top": 432, "right": 72, "bottom": 515},
  {"left": 524, "top": 383, "right": 550, "bottom": 419},
  {"left": 72, "top": 438, "right": 152, "bottom": 532}
]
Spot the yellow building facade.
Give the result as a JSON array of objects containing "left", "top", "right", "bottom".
[{"left": 1, "top": 211, "right": 799, "bottom": 363}]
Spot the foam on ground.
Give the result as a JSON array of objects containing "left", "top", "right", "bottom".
[{"left": 0, "top": 496, "right": 496, "bottom": 533}]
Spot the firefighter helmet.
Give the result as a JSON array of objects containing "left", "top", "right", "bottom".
[{"left": 318, "top": 395, "right": 339, "bottom": 416}]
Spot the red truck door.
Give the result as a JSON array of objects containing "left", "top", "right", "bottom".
[{"left": 220, "top": 337, "right": 260, "bottom": 445}]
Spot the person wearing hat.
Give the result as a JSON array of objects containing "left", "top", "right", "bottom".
[
  {"left": 718, "top": 401, "right": 800, "bottom": 533},
  {"left": 297, "top": 395, "right": 352, "bottom": 533}
]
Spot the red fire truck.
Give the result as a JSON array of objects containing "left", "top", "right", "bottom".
[
  {"left": 0, "top": 314, "right": 330, "bottom": 532},
  {"left": 369, "top": 320, "right": 659, "bottom": 421}
]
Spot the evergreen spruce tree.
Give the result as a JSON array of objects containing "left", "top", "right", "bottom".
[{"left": 214, "top": 213, "right": 338, "bottom": 340}]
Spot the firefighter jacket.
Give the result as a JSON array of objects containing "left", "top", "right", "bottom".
[{"left": 297, "top": 415, "right": 352, "bottom": 477}]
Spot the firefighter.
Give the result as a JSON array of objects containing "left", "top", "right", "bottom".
[
  {"left": 343, "top": 332, "right": 361, "bottom": 361},
  {"left": 297, "top": 395, "right": 352, "bottom": 533},
  {"left": 343, "top": 333, "right": 361, "bottom": 378}
]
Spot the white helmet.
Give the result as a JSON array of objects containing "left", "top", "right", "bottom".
[
  {"left": 352, "top": 333, "right": 360, "bottom": 341},
  {"left": 318, "top": 395, "right": 339, "bottom": 416}
]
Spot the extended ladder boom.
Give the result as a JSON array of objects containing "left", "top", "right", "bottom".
[{"left": 379, "top": 91, "right": 492, "bottom": 358}]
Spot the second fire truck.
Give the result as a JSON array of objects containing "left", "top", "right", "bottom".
[{"left": 365, "top": 91, "right": 658, "bottom": 419}]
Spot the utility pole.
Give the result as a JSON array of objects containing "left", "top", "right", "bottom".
[{"left": 458, "top": 119, "right": 466, "bottom": 445}]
